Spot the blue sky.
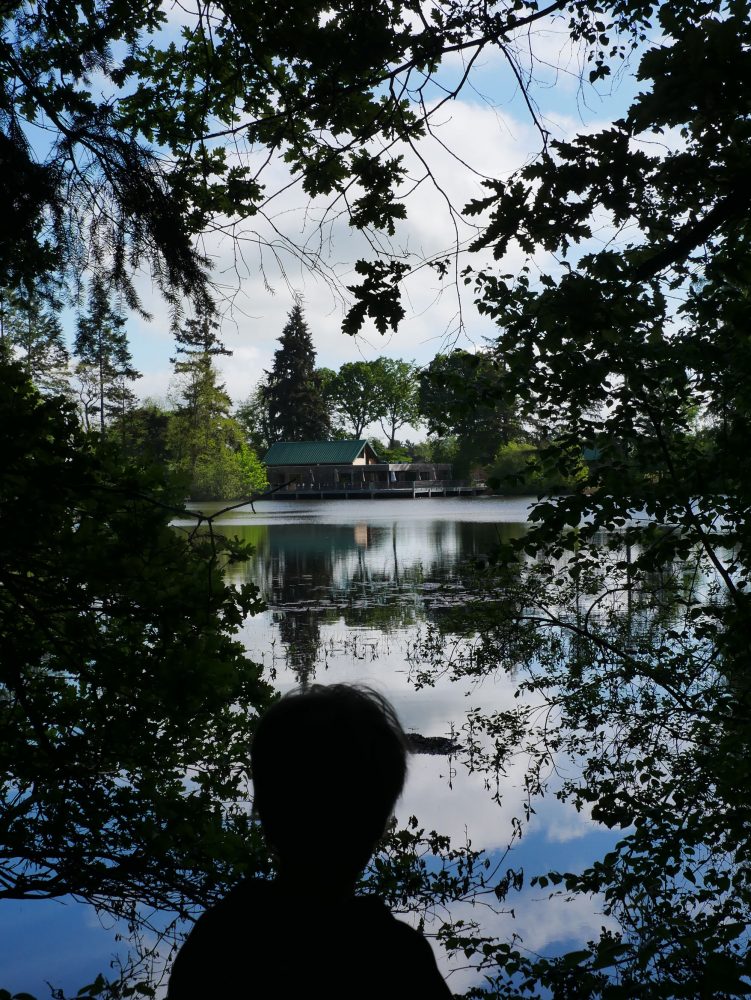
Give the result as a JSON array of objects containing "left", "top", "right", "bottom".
[{"left": 51, "top": 8, "right": 649, "bottom": 413}]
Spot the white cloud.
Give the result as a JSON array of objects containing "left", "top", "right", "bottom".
[
  {"left": 122, "top": 95, "right": 551, "bottom": 400},
  {"left": 119, "top": 69, "right": 631, "bottom": 408}
]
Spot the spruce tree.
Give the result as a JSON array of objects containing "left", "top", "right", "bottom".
[
  {"left": 263, "top": 303, "right": 331, "bottom": 442},
  {"left": 74, "top": 278, "right": 140, "bottom": 434},
  {"left": 168, "top": 316, "right": 267, "bottom": 499},
  {"left": 0, "top": 286, "right": 70, "bottom": 396}
]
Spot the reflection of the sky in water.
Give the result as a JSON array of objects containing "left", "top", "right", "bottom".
[
  {"left": 262, "top": 626, "right": 619, "bottom": 992},
  {"left": 231, "top": 499, "right": 619, "bottom": 990},
  {"left": 0, "top": 498, "right": 617, "bottom": 997}
]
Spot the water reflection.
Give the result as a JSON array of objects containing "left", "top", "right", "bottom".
[
  {"left": 206, "top": 503, "right": 528, "bottom": 678},
  {"left": 181, "top": 498, "right": 624, "bottom": 990},
  {"left": 186, "top": 499, "right": 536, "bottom": 787}
]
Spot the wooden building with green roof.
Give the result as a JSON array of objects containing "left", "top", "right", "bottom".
[
  {"left": 261, "top": 439, "right": 475, "bottom": 498},
  {"left": 263, "top": 439, "right": 379, "bottom": 468}
]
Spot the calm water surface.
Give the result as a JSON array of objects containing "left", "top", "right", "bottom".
[
  {"left": 179, "top": 497, "right": 618, "bottom": 990},
  {"left": 1, "top": 497, "right": 617, "bottom": 996}
]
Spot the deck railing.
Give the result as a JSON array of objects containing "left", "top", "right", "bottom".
[{"left": 280, "top": 479, "right": 482, "bottom": 491}]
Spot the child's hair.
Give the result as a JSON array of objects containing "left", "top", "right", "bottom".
[{"left": 251, "top": 684, "right": 408, "bottom": 876}]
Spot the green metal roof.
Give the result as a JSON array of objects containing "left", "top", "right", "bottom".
[{"left": 262, "top": 440, "right": 375, "bottom": 465}]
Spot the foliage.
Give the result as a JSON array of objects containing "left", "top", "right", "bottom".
[
  {"left": 486, "top": 441, "right": 589, "bottom": 495},
  {"left": 412, "top": 436, "right": 460, "bottom": 465},
  {"left": 110, "top": 401, "right": 171, "bottom": 467},
  {"left": 74, "top": 278, "right": 140, "bottom": 434},
  {"left": 1, "top": 0, "right": 633, "bottom": 328},
  {"left": 324, "top": 360, "right": 389, "bottom": 438},
  {"left": 368, "top": 357, "right": 420, "bottom": 448},
  {"left": 0, "top": 360, "right": 274, "bottom": 932},
  {"left": 234, "top": 386, "right": 272, "bottom": 456},
  {"left": 0, "top": 284, "right": 70, "bottom": 395},
  {"left": 0, "top": 0, "right": 424, "bottom": 317},
  {"left": 262, "top": 304, "right": 331, "bottom": 443},
  {"left": 168, "top": 345, "right": 267, "bottom": 500},
  {"left": 419, "top": 351, "right": 524, "bottom": 477},
  {"left": 367, "top": 438, "right": 412, "bottom": 463}
]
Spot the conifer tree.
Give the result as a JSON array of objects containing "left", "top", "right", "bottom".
[
  {"left": 263, "top": 303, "right": 331, "bottom": 443},
  {"left": 168, "top": 316, "right": 267, "bottom": 499},
  {"left": 74, "top": 278, "right": 140, "bottom": 434},
  {"left": 0, "top": 286, "right": 69, "bottom": 396}
]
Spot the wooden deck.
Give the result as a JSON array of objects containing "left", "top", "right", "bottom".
[{"left": 271, "top": 481, "right": 487, "bottom": 500}]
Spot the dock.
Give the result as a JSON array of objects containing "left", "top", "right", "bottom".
[{"left": 271, "top": 481, "right": 487, "bottom": 500}]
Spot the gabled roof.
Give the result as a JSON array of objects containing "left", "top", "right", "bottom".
[{"left": 262, "top": 440, "right": 375, "bottom": 465}]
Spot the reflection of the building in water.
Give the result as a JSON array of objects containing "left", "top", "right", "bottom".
[{"left": 211, "top": 512, "right": 527, "bottom": 686}]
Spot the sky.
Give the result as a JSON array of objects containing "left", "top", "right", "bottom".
[{"left": 73, "top": 8, "right": 646, "bottom": 415}]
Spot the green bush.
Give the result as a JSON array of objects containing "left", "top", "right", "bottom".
[{"left": 487, "top": 441, "right": 589, "bottom": 494}]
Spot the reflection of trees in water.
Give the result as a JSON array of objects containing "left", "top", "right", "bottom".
[
  {"left": 213, "top": 518, "right": 523, "bottom": 598},
  {"left": 273, "top": 608, "right": 404, "bottom": 683},
  {"left": 274, "top": 609, "right": 322, "bottom": 687},
  {"left": 213, "top": 515, "right": 536, "bottom": 669}
]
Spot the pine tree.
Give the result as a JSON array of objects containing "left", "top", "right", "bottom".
[
  {"left": 173, "top": 310, "right": 229, "bottom": 360},
  {"left": 169, "top": 350, "right": 233, "bottom": 485},
  {"left": 74, "top": 278, "right": 140, "bottom": 434},
  {"left": 263, "top": 303, "right": 331, "bottom": 443}
]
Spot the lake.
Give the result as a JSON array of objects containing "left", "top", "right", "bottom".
[
  {"left": 0, "top": 496, "right": 618, "bottom": 997},
  {"left": 177, "top": 497, "right": 619, "bottom": 992}
]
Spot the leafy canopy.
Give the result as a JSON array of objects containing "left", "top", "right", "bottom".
[
  {"left": 0, "top": 361, "right": 273, "bottom": 923},
  {"left": 2, "top": 0, "right": 650, "bottom": 324}
]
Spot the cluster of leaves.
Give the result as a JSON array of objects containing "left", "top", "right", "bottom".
[
  {"left": 320, "top": 357, "right": 421, "bottom": 447},
  {"left": 1, "top": 0, "right": 651, "bottom": 327},
  {"left": 0, "top": 361, "right": 275, "bottom": 929},
  {"left": 419, "top": 351, "right": 527, "bottom": 479}
]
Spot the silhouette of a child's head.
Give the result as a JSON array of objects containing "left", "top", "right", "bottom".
[{"left": 251, "top": 684, "right": 408, "bottom": 887}]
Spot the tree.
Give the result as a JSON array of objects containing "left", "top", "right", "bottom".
[
  {"left": 111, "top": 400, "right": 171, "bottom": 465},
  {"left": 0, "top": 285, "right": 69, "bottom": 395},
  {"left": 168, "top": 336, "right": 267, "bottom": 500},
  {"left": 419, "top": 350, "right": 524, "bottom": 477},
  {"left": 325, "top": 360, "right": 388, "bottom": 439},
  {"left": 235, "top": 386, "right": 273, "bottom": 456},
  {"left": 263, "top": 304, "right": 331, "bottom": 443},
  {"left": 370, "top": 358, "right": 420, "bottom": 449},
  {"left": 74, "top": 278, "right": 140, "bottom": 435},
  {"left": 0, "top": 359, "right": 273, "bottom": 942}
]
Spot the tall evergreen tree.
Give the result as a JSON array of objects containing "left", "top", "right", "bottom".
[
  {"left": 263, "top": 304, "right": 331, "bottom": 443},
  {"left": 169, "top": 351, "right": 233, "bottom": 484},
  {"left": 168, "top": 323, "right": 267, "bottom": 500},
  {"left": 74, "top": 278, "right": 140, "bottom": 434},
  {"left": 0, "top": 286, "right": 69, "bottom": 395}
]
